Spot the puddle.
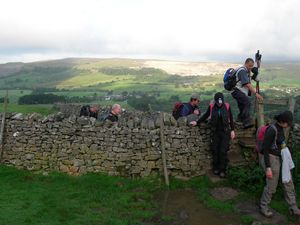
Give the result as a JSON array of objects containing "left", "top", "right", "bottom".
[{"left": 155, "top": 189, "right": 242, "bottom": 225}]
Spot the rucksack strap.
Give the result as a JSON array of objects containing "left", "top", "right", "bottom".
[
  {"left": 235, "top": 66, "right": 247, "bottom": 82},
  {"left": 209, "top": 101, "right": 230, "bottom": 121},
  {"left": 269, "top": 124, "right": 278, "bottom": 146}
]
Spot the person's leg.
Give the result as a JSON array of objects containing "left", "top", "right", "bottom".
[
  {"left": 231, "top": 90, "right": 243, "bottom": 121},
  {"left": 218, "top": 131, "right": 230, "bottom": 177},
  {"left": 283, "top": 179, "right": 300, "bottom": 214},
  {"left": 260, "top": 154, "right": 280, "bottom": 217},
  {"left": 232, "top": 90, "right": 252, "bottom": 127},
  {"left": 211, "top": 131, "right": 220, "bottom": 174},
  {"left": 242, "top": 95, "right": 252, "bottom": 127}
]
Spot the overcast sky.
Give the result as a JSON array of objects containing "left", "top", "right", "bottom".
[{"left": 0, "top": 0, "right": 300, "bottom": 63}]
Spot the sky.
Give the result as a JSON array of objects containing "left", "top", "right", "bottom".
[{"left": 0, "top": 0, "right": 300, "bottom": 63}]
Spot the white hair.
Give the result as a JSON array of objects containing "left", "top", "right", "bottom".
[{"left": 111, "top": 104, "right": 121, "bottom": 110}]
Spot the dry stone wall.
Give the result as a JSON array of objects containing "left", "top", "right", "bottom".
[
  {"left": 2, "top": 111, "right": 298, "bottom": 178},
  {"left": 1, "top": 112, "right": 213, "bottom": 178}
]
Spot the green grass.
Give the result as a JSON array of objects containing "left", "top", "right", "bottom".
[
  {"left": 0, "top": 89, "right": 32, "bottom": 104},
  {"left": 0, "top": 103, "right": 56, "bottom": 115},
  {"left": 1, "top": 164, "right": 299, "bottom": 225},
  {"left": 0, "top": 165, "right": 160, "bottom": 225}
]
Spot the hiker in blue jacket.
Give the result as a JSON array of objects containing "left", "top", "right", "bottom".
[{"left": 180, "top": 94, "right": 200, "bottom": 117}]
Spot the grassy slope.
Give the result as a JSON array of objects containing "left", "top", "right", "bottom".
[
  {"left": 0, "top": 166, "right": 159, "bottom": 225},
  {"left": 1, "top": 165, "right": 298, "bottom": 225}
]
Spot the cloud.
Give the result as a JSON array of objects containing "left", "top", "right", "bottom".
[{"left": 0, "top": 0, "right": 300, "bottom": 63}]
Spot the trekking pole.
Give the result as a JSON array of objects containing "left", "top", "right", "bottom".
[
  {"left": 255, "top": 50, "right": 262, "bottom": 94},
  {"left": 254, "top": 50, "right": 263, "bottom": 128}
]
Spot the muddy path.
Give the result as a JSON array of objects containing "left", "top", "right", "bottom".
[{"left": 154, "top": 189, "right": 241, "bottom": 225}]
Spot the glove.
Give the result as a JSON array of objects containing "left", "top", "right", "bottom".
[
  {"left": 251, "top": 67, "right": 259, "bottom": 81},
  {"left": 251, "top": 67, "right": 258, "bottom": 75}
]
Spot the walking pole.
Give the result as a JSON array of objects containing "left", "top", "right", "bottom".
[
  {"left": 254, "top": 50, "right": 263, "bottom": 128},
  {"left": 255, "top": 50, "right": 262, "bottom": 94}
]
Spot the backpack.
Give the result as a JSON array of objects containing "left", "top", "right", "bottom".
[
  {"left": 223, "top": 67, "right": 246, "bottom": 91},
  {"left": 172, "top": 102, "right": 184, "bottom": 120},
  {"left": 98, "top": 112, "right": 110, "bottom": 121},
  {"left": 80, "top": 105, "right": 91, "bottom": 117},
  {"left": 208, "top": 102, "right": 230, "bottom": 120},
  {"left": 256, "top": 124, "right": 278, "bottom": 153}
]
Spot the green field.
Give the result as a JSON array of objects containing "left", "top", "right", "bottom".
[
  {"left": 0, "top": 58, "right": 299, "bottom": 120},
  {"left": 0, "top": 103, "right": 56, "bottom": 115},
  {"left": 1, "top": 164, "right": 299, "bottom": 225}
]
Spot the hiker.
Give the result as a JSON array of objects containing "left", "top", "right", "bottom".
[
  {"left": 259, "top": 111, "right": 300, "bottom": 217},
  {"left": 104, "top": 104, "right": 122, "bottom": 122},
  {"left": 79, "top": 105, "right": 99, "bottom": 119},
  {"left": 231, "top": 58, "right": 263, "bottom": 129},
  {"left": 190, "top": 92, "right": 235, "bottom": 178},
  {"left": 172, "top": 94, "right": 200, "bottom": 120}
]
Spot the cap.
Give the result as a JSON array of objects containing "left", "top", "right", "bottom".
[{"left": 191, "top": 93, "right": 200, "bottom": 100}]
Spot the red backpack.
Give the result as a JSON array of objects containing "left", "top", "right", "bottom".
[
  {"left": 208, "top": 102, "right": 230, "bottom": 120},
  {"left": 256, "top": 124, "right": 277, "bottom": 153},
  {"left": 172, "top": 102, "right": 184, "bottom": 120}
]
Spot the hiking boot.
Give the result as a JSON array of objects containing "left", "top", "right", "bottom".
[
  {"left": 213, "top": 170, "right": 219, "bottom": 175},
  {"left": 235, "top": 117, "right": 243, "bottom": 123},
  {"left": 219, "top": 172, "right": 226, "bottom": 178},
  {"left": 243, "top": 123, "right": 254, "bottom": 129},
  {"left": 260, "top": 207, "right": 273, "bottom": 218},
  {"left": 289, "top": 207, "right": 300, "bottom": 216}
]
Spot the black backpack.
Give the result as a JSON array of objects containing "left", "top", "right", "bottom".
[{"left": 80, "top": 105, "right": 91, "bottom": 117}]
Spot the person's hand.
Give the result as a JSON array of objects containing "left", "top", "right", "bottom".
[
  {"left": 230, "top": 130, "right": 235, "bottom": 140},
  {"left": 190, "top": 121, "right": 197, "bottom": 127},
  {"left": 256, "top": 93, "right": 263, "bottom": 101},
  {"left": 266, "top": 168, "right": 273, "bottom": 179},
  {"left": 251, "top": 67, "right": 259, "bottom": 75},
  {"left": 193, "top": 109, "right": 200, "bottom": 115}
]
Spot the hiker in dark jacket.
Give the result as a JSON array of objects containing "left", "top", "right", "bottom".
[
  {"left": 180, "top": 94, "right": 200, "bottom": 117},
  {"left": 259, "top": 111, "right": 300, "bottom": 217},
  {"left": 231, "top": 58, "right": 263, "bottom": 129},
  {"left": 105, "top": 104, "right": 122, "bottom": 122},
  {"left": 191, "top": 92, "right": 235, "bottom": 178}
]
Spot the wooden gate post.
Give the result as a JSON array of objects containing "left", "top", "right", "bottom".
[{"left": 160, "top": 112, "right": 169, "bottom": 187}]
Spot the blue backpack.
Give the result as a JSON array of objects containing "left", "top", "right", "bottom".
[
  {"left": 223, "top": 67, "right": 246, "bottom": 91},
  {"left": 223, "top": 68, "right": 237, "bottom": 91}
]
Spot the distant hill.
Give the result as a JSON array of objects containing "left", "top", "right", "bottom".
[
  {"left": 0, "top": 62, "right": 24, "bottom": 77},
  {"left": 0, "top": 58, "right": 299, "bottom": 96}
]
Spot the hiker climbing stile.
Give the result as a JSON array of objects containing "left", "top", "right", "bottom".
[
  {"left": 190, "top": 93, "right": 235, "bottom": 178},
  {"left": 258, "top": 111, "right": 300, "bottom": 217},
  {"left": 231, "top": 58, "right": 263, "bottom": 129}
]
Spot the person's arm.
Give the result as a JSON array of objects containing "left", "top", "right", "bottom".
[
  {"left": 197, "top": 106, "right": 210, "bottom": 125},
  {"left": 239, "top": 70, "right": 263, "bottom": 100},
  {"left": 228, "top": 106, "right": 235, "bottom": 139},
  {"left": 263, "top": 127, "right": 276, "bottom": 168},
  {"left": 228, "top": 106, "right": 234, "bottom": 131}
]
